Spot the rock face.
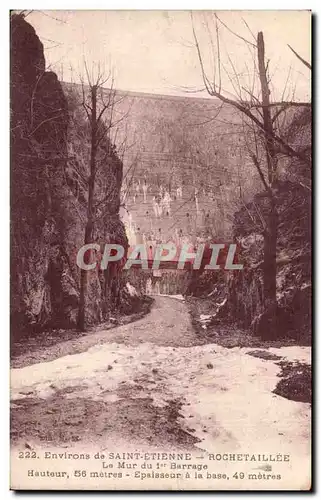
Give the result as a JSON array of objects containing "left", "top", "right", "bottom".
[
  {"left": 11, "top": 13, "right": 68, "bottom": 333},
  {"left": 209, "top": 180, "right": 311, "bottom": 340},
  {"left": 230, "top": 181, "right": 311, "bottom": 339},
  {"left": 10, "top": 14, "right": 127, "bottom": 336},
  {"left": 185, "top": 179, "right": 311, "bottom": 341}
]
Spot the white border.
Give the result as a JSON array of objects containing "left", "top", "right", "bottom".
[{"left": 2, "top": 2, "right": 318, "bottom": 499}]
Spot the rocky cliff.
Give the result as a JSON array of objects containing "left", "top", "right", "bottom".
[
  {"left": 10, "top": 14, "right": 127, "bottom": 336},
  {"left": 230, "top": 179, "right": 311, "bottom": 340},
  {"left": 188, "top": 178, "right": 311, "bottom": 342}
]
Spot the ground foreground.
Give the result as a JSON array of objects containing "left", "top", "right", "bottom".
[{"left": 10, "top": 296, "right": 311, "bottom": 490}]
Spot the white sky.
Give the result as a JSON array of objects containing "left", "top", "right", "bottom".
[{"left": 24, "top": 10, "right": 312, "bottom": 101}]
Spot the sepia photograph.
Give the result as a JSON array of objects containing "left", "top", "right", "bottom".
[{"left": 10, "top": 9, "right": 312, "bottom": 490}]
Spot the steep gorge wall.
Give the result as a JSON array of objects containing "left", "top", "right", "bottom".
[
  {"left": 11, "top": 14, "right": 69, "bottom": 333},
  {"left": 10, "top": 15, "right": 127, "bottom": 336},
  {"left": 229, "top": 180, "right": 311, "bottom": 340},
  {"left": 191, "top": 180, "right": 311, "bottom": 341}
]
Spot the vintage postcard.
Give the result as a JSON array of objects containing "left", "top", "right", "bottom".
[{"left": 10, "top": 10, "right": 312, "bottom": 490}]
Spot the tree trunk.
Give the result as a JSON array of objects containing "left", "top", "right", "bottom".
[
  {"left": 77, "top": 221, "right": 93, "bottom": 331},
  {"left": 257, "top": 31, "right": 278, "bottom": 339},
  {"left": 77, "top": 268, "right": 87, "bottom": 331},
  {"left": 77, "top": 85, "right": 97, "bottom": 331},
  {"left": 262, "top": 199, "right": 278, "bottom": 339}
]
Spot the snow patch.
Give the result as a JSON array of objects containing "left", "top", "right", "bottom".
[
  {"left": 11, "top": 340, "right": 311, "bottom": 468},
  {"left": 159, "top": 294, "right": 185, "bottom": 301},
  {"left": 126, "top": 282, "right": 138, "bottom": 297}
]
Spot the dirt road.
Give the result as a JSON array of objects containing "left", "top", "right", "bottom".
[{"left": 11, "top": 296, "right": 311, "bottom": 487}]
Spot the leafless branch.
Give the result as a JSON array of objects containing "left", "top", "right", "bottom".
[
  {"left": 215, "top": 13, "right": 257, "bottom": 48},
  {"left": 28, "top": 113, "right": 64, "bottom": 138},
  {"left": 288, "top": 44, "right": 312, "bottom": 70},
  {"left": 241, "top": 17, "right": 257, "bottom": 43}
]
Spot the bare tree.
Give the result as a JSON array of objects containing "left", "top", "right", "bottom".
[
  {"left": 191, "top": 13, "right": 311, "bottom": 337},
  {"left": 68, "top": 65, "right": 130, "bottom": 331}
]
